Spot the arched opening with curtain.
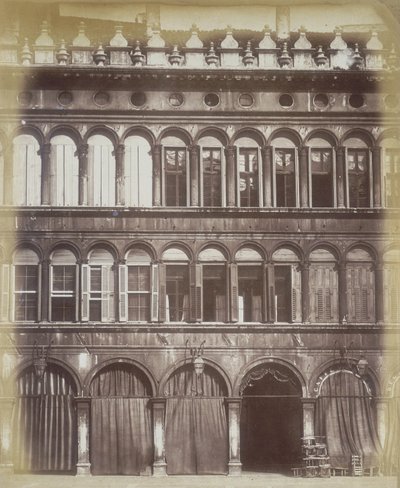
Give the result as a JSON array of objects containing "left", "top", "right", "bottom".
[
  {"left": 235, "top": 135, "right": 262, "bottom": 207},
  {"left": 198, "top": 133, "right": 225, "bottom": 207},
  {"left": 271, "top": 134, "right": 299, "bottom": 208},
  {"left": 12, "top": 134, "right": 41, "bottom": 206},
  {"left": 161, "top": 133, "right": 189, "bottom": 207},
  {"left": 314, "top": 367, "right": 381, "bottom": 470},
  {"left": 87, "top": 134, "right": 116, "bottom": 206},
  {"left": 124, "top": 134, "right": 153, "bottom": 207},
  {"left": 164, "top": 363, "right": 228, "bottom": 474},
  {"left": 49, "top": 135, "right": 79, "bottom": 206},
  {"left": 239, "top": 363, "right": 303, "bottom": 473},
  {"left": 89, "top": 362, "right": 153, "bottom": 475},
  {"left": 306, "top": 134, "right": 336, "bottom": 207},
  {"left": 343, "top": 136, "right": 372, "bottom": 208},
  {"left": 12, "top": 363, "right": 77, "bottom": 473},
  {"left": 383, "top": 375, "right": 400, "bottom": 474}
]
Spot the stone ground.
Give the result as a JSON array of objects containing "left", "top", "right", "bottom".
[{"left": 0, "top": 473, "right": 398, "bottom": 488}]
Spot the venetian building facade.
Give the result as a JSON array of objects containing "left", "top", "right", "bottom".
[{"left": 0, "top": 0, "right": 399, "bottom": 478}]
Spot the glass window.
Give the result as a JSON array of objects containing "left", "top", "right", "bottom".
[
  {"left": 51, "top": 265, "right": 76, "bottom": 321},
  {"left": 384, "top": 148, "right": 400, "bottom": 207},
  {"left": 13, "top": 249, "right": 39, "bottom": 322},
  {"left": 239, "top": 148, "right": 258, "bottom": 207},
  {"left": 347, "top": 149, "right": 370, "bottom": 207},
  {"left": 85, "top": 249, "right": 115, "bottom": 322},
  {"left": 275, "top": 148, "right": 296, "bottom": 207},
  {"left": 238, "top": 265, "right": 262, "bottom": 322},
  {"left": 165, "top": 148, "right": 187, "bottom": 206},
  {"left": 203, "top": 148, "right": 222, "bottom": 206},
  {"left": 50, "top": 135, "right": 79, "bottom": 206},
  {"left": 127, "top": 265, "right": 150, "bottom": 321},
  {"left": 203, "top": 265, "right": 226, "bottom": 322},
  {"left": 311, "top": 149, "right": 333, "bottom": 207},
  {"left": 166, "top": 265, "right": 189, "bottom": 321}
]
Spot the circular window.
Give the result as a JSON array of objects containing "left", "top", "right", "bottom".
[
  {"left": 385, "top": 94, "right": 399, "bottom": 109},
  {"left": 168, "top": 93, "right": 184, "bottom": 107},
  {"left": 17, "top": 91, "right": 33, "bottom": 106},
  {"left": 204, "top": 93, "right": 220, "bottom": 107},
  {"left": 93, "top": 91, "right": 110, "bottom": 107},
  {"left": 239, "top": 93, "right": 254, "bottom": 107},
  {"left": 313, "top": 93, "right": 329, "bottom": 109},
  {"left": 349, "top": 94, "right": 364, "bottom": 109},
  {"left": 279, "top": 93, "right": 294, "bottom": 108},
  {"left": 131, "top": 92, "right": 146, "bottom": 107},
  {"left": 58, "top": 91, "right": 73, "bottom": 107}
]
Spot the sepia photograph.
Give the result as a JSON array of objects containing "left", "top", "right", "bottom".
[{"left": 0, "top": 0, "right": 399, "bottom": 487}]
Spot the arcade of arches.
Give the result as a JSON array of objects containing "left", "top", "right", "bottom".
[{"left": 2, "top": 358, "right": 396, "bottom": 476}]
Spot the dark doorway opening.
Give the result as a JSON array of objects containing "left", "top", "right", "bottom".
[{"left": 240, "top": 366, "right": 303, "bottom": 474}]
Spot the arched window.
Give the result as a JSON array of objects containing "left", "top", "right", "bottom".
[
  {"left": 50, "top": 249, "right": 77, "bottom": 322},
  {"left": 0, "top": 249, "right": 9, "bottom": 322},
  {"left": 309, "top": 248, "right": 338, "bottom": 323},
  {"left": 272, "top": 248, "right": 301, "bottom": 323},
  {"left": 199, "top": 247, "right": 227, "bottom": 322},
  {"left": 0, "top": 140, "right": 4, "bottom": 205},
  {"left": 236, "top": 136, "right": 261, "bottom": 207},
  {"left": 82, "top": 248, "right": 115, "bottom": 322},
  {"left": 162, "top": 134, "right": 188, "bottom": 206},
  {"left": 160, "top": 247, "right": 189, "bottom": 322},
  {"left": 12, "top": 134, "right": 41, "bottom": 206},
  {"left": 383, "top": 248, "right": 400, "bottom": 324},
  {"left": 343, "top": 137, "right": 371, "bottom": 208},
  {"left": 87, "top": 134, "right": 116, "bottom": 206},
  {"left": 12, "top": 248, "right": 40, "bottom": 321},
  {"left": 120, "top": 247, "right": 157, "bottom": 322},
  {"left": 234, "top": 247, "right": 264, "bottom": 322},
  {"left": 346, "top": 247, "right": 375, "bottom": 323},
  {"left": 49, "top": 135, "right": 79, "bottom": 206},
  {"left": 199, "top": 134, "right": 225, "bottom": 207},
  {"left": 381, "top": 137, "right": 400, "bottom": 208},
  {"left": 307, "top": 135, "right": 335, "bottom": 207},
  {"left": 125, "top": 135, "right": 153, "bottom": 207},
  {"left": 271, "top": 135, "right": 298, "bottom": 207}
]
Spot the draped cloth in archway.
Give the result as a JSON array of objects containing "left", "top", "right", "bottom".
[
  {"left": 164, "top": 365, "right": 228, "bottom": 474},
  {"left": 315, "top": 370, "right": 381, "bottom": 469},
  {"left": 89, "top": 364, "right": 152, "bottom": 475},
  {"left": 383, "top": 380, "right": 400, "bottom": 474},
  {"left": 12, "top": 366, "right": 76, "bottom": 472}
]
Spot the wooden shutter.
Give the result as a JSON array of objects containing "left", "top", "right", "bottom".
[
  {"left": 309, "top": 266, "right": 318, "bottom": 322},
  {"left": 81, "top": 264, "right": 90, "bottom": 321},
  {"left": 101, "top": 265, "right": 114, "bottom": 322},
  {"left": 119, "top": 264, "right": 128, "bottom": 322},
  {"left": 189, "top": 264, "right": 202, "bottom": 322},
  {"left": 348, "top": 265, "right": 374, "bottom": 323},
  {"left": 266, "top": 264, "right": 275, "bottom": 322},
  {"left": 159, "top": 264, "right": 166, "bottom": 322},
  {"left": 291, "top": 265, "right": 302, "bottom": 323},
  {"left": 230, "top": 263, "right": 238, "bottom": 322},
  {"left": 151, "top": 264, "right": 159, "bottom": 322},
  {"left": 10, "top": 265, "right": 15, "bottom": 321},
  {"left": 1, "top": 264, "right": 10, "bottom": 321},
  {"left": 329, "top": 265, "right": 339, "bottom": 322}
]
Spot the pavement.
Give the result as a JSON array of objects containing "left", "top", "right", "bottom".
[{"left": 0, "top": 473, "right": 398, "bottom": 488}]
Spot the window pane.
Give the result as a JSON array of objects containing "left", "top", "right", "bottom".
[
  {"left": 166, "top": 265, "right": 189, "bottom": 321},
  {"left": 203, "top": 148, "right": 222, "bottom": 206},
  {"left": 165, "top": 148, "right": 187, "bottom": 206},
  {"left": 203, "top": 265, "right": 226, "bottom": 321},
  {"left": 275, "top": 266, "right": 292, "bottom": 322},
  {"left": 275, "top": 149, "right": 296, "bottom": 207},
  {"left": 239, "top": 148, "right": 258, "bottom": 207},
  {"left": 90, "top": 267, "right": 101, "bottom": 291},
  {"left": 128, "top": 294, "right": 150, "bottom": 321},
  {"left": 15, "top": 265, "right": 37, "bottom": 291},
  {"left": 15, "top": 294, "right": 37, "bottom": 321},
  {"left": 311, "top": 149, "right": 333, "bottom": 207},
  {"left": 128, "top": 266, "right": 150, "bottom": 291},
  {"left": 89, "top": 300, "right": 101, "bottom": 321},
  {"left": 53, "top": 266, "right": 75, "bottom": 292},
  {"left": 238, "top": 266, "right": 263, "bottom": 322},
  {"left": 52, "top": 297, "right": 75, "bottom": 321}
]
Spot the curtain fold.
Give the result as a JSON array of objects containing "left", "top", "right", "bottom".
[
  {"left": 90, "top": 397, "right": 152, "bottom": 475},
  {"left": 315, "top": 370, "right": 381, "bottom": 469}
]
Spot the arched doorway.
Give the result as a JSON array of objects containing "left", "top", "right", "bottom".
[
  {"left": 240, "top": 363, "right": 303, "bottom": 473},
  {"left": 164, "top": 363, "right": 228, "bottom": 474},
  {"left": 13, "top": 364, "right": 77, "bottom": 473},
  {"left": 89, "top": 362, "right": 153, "bottom": 475}
]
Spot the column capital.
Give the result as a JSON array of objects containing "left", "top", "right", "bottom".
[
  {"left": 115, "top": 143, "right": 125, "bottom": 156},
  {"left": 301, "top": 397, "right": 317, "bottom": 405},
  {"left": 335, "top": 145, "right": 346, "bottom": 156},
  {"left": 225, "top": 145, "right": 236, "bottom": 156},
  {"left": 151, "top": 397, "right": 167, "bottom": 407},
  {"left": 152, "top": 144, "right": 162, "bottom": 156},
  {"left": 371, "top": 146, "right": 381, "bottom": 155},
  {"left": 299, "top": 145, "right": 309, "bottom": 156},
  {"left": 40, "top": 142, "right": 51, "bottom": 156},
  {"left": 75, "top": 396, "right": 92, "bottom": 405},
  {"left": 78, "top": 143, "right": 89, "bottom": 157},
  {"left": 225, "top": 397, "right": 242, "bottom": 406}
]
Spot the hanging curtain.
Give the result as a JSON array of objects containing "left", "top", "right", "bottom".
[
  {"left": 89, "top": 364, "right": 153, "bottom": 475},
  {"left": 315, "top": 370, "right": 381, "bottom": 469},
  {"left": 12, "top": 366, "right": 76, "bottom": 472},
  {"left": 164, "top": 365, "right": 228, "bottom": 475},
  {"left": 383, "top": 381, "right": 400, "bottom": 474}
]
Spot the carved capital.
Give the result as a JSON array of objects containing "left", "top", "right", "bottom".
[{"left": 78, "top": 144, "right": 89, "bottom": 158}]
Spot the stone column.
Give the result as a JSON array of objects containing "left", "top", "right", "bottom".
[
  {"left": 301, "top": 398, "right": 316, "bottom": 437},
  {"left": 75, "top": 397, "right": 91, "bottom": 475},
  {"left": 3, "top": 146, "right": 13, "bottom": 205},
  {"left": 78, "top": 143, "right": 88, "bottom": 206},
  {"left": 189, "top": 144, "right": 199, "bottom": 206},
  {"left": 299, "top": 146, "right": 309, "bottom": 208},
  {"left": 301, "top": 261, "right": 310, "bottom": 324},
  {"left": 0, "top": 397, "right": 15, "bottom": 473},
  {"left": 372, "top": 146, "right": 382, "bottom": 208},
  {"left": 338, "top": 261, "right": 347, "bottom": 324},
  {"left": 115, "top": 144, "right": 125, "bottom": 206},
  {"left": 375, "top": 261, "right": 384, "bottom": 325},
  {"left": 151, "top": 397, "right": 167, "bottom": 476},
  {"left": 261, "top": 146, "right": 272, "bottom": 207},
  {"left": 225, "top": 145, "right": 236, "bottom": 207},
  {"left": 40, "top": 258, "right": 50, "bottom": 322},
  {"left": 375, "top": 398, "right": 388, "bottom": 448},
  {"left": 336, "top": 146, "right": 346, "bottom": 208},
  {"left": 226, "top": 397, "right": 242, "bottom": 476},
  {"left": 152, "top": 145, "right": 162, "bottom": 206},
  {"left": 40, "top": 143, "right": 51, "bottom": 205}
]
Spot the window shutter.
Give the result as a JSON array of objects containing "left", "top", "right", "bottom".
[
  {"left": 366, "top": 267, "right": 375, "bottom": 322},
  {"left": 159, "top": 263, "right": 166, "bottom": 322},
  {"left": 74, "top": 263, "right": 79, "bottom": 321},
  {"left": 101, "top": 265, "right": 113, "bottom": 322},
  {"left": 119, "top": 264, "right": 128, "bottom": 322},
  {"left": 330, "top": 266, "right": 339, "bottom": 322},
  {"left": 10, "top": 265, "right": 15, "bottom": 321},
  {"left": 1, "top": 264, "right": 10, "bottom": 321},
  {"left": 48, "top": 265, "right": 53, "bottom": 320},
  {"left": 291, "top": 265, "right": 302, "bottom": 323},
  {"left": 189, "top": 264, "right": 202, "bottom": 322},
  {"left": 151, "top": 264, "right": 159, "bottom": 322},
  {"left": 81, "top": 264, "right": 90, "bottom": 322},
  {"left": 309, "top": 266, "right": 317, "bottom": 322},
  {"left": 230, "top": 263, "right": 238, "bottom": 322},
  {"left": 266, "top": 264, "right": 275, "bottom": 322},
  {"left": 37, "top": 263, "right": 42, "bottom": 322}
]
